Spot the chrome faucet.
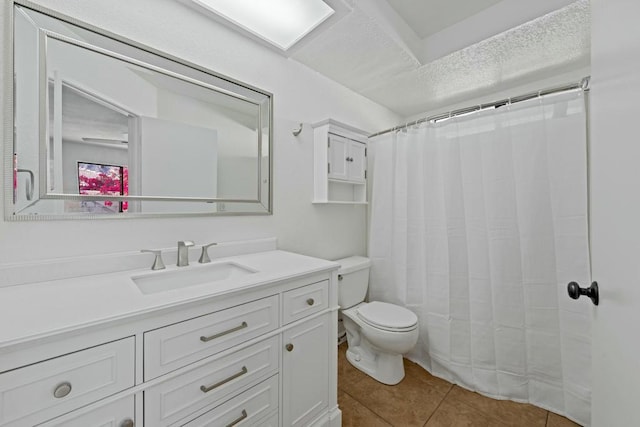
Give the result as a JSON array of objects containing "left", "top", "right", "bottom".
[{"left": 177, "top": 240, "right": 195, "bottom": 267}]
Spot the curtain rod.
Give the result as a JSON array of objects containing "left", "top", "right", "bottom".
[{"left": 369, "top": 76, "right": 591, "bottom": 138}]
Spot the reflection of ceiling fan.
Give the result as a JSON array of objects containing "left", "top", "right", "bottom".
[{"left": 81, "top": 137, "right": 128, "bottom": 144}]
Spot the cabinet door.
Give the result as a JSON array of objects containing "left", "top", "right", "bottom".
[
  {"left": 282, "top": 314, "right": 329, "bottom": 427},
  {"left": 347, "top": 141, "right": 366, "bottom": 183},
  {"left": 327, "top": 134, "right": 349, "bottom": 181}
]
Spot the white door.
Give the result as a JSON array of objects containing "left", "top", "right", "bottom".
[{"left": 590, "top": 0, "right": 640, "bottom": 425}]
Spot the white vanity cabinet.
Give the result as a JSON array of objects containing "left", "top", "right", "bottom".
[
  {"left": 312, "top": 119, "right": 369, "bottom": 204},
  {"left": 0, "top": 249, "right": 340, "bottom": 427}
]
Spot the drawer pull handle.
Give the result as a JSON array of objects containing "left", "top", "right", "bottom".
[
  {"left": 226, "top": 409, "right": 248, "bottom": 427},
  {"left": 200, "top": 321, "right": 248, "bottom": 342},
  {"left": 120, "top": 419, "right": 135, "bottom": 427},
  {"left": 200, "top": 366, "right": 248, "bottom": 393},
  {"left": 286, "top": 343, "right": 294, "bottom": 352},
  {"left": 53, "top": 381, "right": 72, "bottom": 398},
  {"left": 307, "top": 298, "right": 315, "bottom": 306}
]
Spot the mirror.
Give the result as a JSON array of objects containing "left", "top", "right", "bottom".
[{"left": 7, "top": 2, "right": 272, "bottom": 219}]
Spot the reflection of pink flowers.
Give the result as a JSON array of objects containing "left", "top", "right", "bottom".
[
  {"left": 78, "top": 168, "right": 122, "bottom": 193},
  {"left": 78, "top": 174, "right": 122, "bottom": 193},
  {"left": 122, "top": 167, "right": 129, "bottom": 211},
  {"left": 78, "top": 163, "right": 128, "bottom": 212}
]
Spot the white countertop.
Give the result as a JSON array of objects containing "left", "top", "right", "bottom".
[{"left": 0, "top": 250, "right": 339, "bottom": 348}]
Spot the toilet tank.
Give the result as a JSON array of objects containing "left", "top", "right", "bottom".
[{"left": 335, "top": 256, "right": 371, "bottom": 309}]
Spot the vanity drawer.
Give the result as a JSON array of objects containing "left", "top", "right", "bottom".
[
  {"left": 282, "top": 280, "right": 329, "bottom": 324},
  {"left": 41, "top": 395, "right": 135, "bottom": 427},
  {"left": 0, "top": 337, "right": 134, "bottom": 427},
  {"left": 144, "top": 295, "right": 279, "bottom": 379},
  {"left": 254, "top": 411, "right": 278, "bottom": 427},
  {"left": 145, "top": 335, "right": 279, "bottom": 426},
  {"left": 179, "top": 375, "right": 278, "bottom": 427}
]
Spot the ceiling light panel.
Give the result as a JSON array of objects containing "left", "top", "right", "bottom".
[{"left": 192, "top": 0, "right": 334, "bottom": 50}]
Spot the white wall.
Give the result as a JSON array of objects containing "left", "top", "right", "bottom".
[
  {"left": 589, "top": 0, "right": 640, "bottom": 425},
  {"left": 0, "top": 0, "right": 401, "bottom": 264}
]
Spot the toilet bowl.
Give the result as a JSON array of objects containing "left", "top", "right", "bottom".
[{"left": 336, "top": 256, "right": 419, "bottom": 385}]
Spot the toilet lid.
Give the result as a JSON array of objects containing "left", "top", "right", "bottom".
[{"left": 356, "top": 302, "right": 418, "bottom": 331}]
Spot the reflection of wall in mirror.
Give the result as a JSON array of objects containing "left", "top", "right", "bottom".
[
  {"left": 136, "top": 116, "right": 218, "bottom": 213},
  {"left": 221, "top": 156, "right": 271, "bottom": 213},
  {"left": 47, "top": 36, "right": 158, "bottom": 118},
  {"left": 13, "top": 8, "right": 42, "bottom": 214},
  {"left": 218, "top": 157, "right": 257, "bottom": 201},
  {"left": 156, "top": 89, "right": 259, "bottom": 201}
]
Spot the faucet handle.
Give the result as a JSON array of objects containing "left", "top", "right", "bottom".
[
  {"left": 141, "top": 249, "right": 166, "bottom": 270},
  {"left": 199, "top": 243, "right": 218, "bottom": 264}
]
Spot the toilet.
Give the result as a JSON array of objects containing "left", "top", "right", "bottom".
[{"left": 336, "top": 256, "right": 419, "bottom": 385}]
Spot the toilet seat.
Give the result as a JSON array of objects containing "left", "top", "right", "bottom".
[{"left": 356, "top": 302, "right": 417, "bottom": 332}]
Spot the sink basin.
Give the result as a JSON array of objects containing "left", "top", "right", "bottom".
[{"left": 132, "top": 262, "right": 257, "bottom": 294}]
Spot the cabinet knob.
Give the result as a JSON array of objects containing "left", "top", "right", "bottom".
[
  {"left": 120, "top": 419, "right": 135, "bottom": 427},
  {"left": 53, "top": 381, "right": 72, "bottom": 398},
  {"left": 306, "top": 298, "right": 315, "bottom": 306},
  {"left": 286, "top": 343, "right": 294, "bottom": 352}
]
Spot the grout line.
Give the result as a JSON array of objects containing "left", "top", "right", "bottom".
[
  {"left": 341, "top": 388, "right": 392, "bottom": 426},
  {"left": 339, "top": 373, "right": 399, "bottom": 425},
  {"left": 422, "top": 384, "right": 455, "bottom": 426}
]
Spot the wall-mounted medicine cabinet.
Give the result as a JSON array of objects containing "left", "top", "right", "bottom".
[{"left": 312, "top": 119, "right": 368, "bottom": 205}]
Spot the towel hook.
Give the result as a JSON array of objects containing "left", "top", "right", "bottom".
[{"left": 292, "top": 123, "right": 303, "bottom": 137}]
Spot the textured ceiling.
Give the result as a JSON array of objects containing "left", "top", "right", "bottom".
[
  {"left": 292, "top": 0, "right": 590, "bottom": 117},
  {"left": 386, "top": 0, "right": 503, "bottom": 38}
]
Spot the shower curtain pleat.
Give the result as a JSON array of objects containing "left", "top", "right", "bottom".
[{"left": 368, "top": 91, "right": 591, "bottom": 426}]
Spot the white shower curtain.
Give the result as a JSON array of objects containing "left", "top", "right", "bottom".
[{"left": 368, "top": 90, "right": 592, "bottom": 425}]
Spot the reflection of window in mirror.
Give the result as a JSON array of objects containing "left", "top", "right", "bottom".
[{"left": 77, "top": 162, "right": 128, "bottom": 213}]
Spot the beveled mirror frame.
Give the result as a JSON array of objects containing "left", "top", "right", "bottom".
[{"left": 4, "top": 0, "right": 273, "bottom": 220}]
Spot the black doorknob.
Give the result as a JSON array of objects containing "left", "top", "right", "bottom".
[{"left": 567, "top": 281, "right": 599, "bottom": 306}]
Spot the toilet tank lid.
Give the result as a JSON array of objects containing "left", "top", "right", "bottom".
[{"left": 335, "top": 256, "right": 371, "bottom": 274}]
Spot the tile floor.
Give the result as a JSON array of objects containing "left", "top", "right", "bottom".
[{"left": 337, "top": 343, "right": 581, "bottom": 427}]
